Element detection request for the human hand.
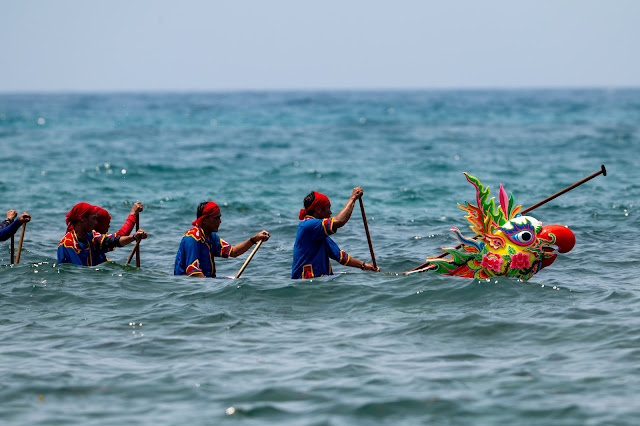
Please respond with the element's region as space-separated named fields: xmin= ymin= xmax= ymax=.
xmin=363 ymin=263 xmax=380 ymax=272
xmin=134 ymin=229 xmax=147 ymax=240
xmin=351 ymin=187 xmax=364 ymax=200
xmin=18 ymin=213 xmax=31 ymax=224
xmin=252 ymin=230 xmax=270 ymax=243
xmin=130 ymin=201 xmax=144 ymax=216
xmin=6 ymin=210 xmax=17 ymax=221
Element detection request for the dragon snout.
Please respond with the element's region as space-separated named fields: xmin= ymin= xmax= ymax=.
xmin=538 ymin=225 xmax=575 ymax=269
xmin=539 ymin=224 xmax=575 ymax=253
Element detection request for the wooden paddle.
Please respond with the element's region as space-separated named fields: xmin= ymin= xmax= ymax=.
xmin=126 ymin=237 xmax=141 ymax=266
xmin=359 ymin=198 xmax=377 ymax=269
xmin=15 ymin=223 xmax=27 ymax=264
xmin=135 ymin=216 xmax=141 ymax=267
xmin=405 ymin=165 xmax=607 ymax=274
xmin=235 ymin=240 xmax=263 ymax=279
xmin=125 ymin=215 xmax=142 ymax=267
xmin=10 ymin=235 xmax=15 ymax=264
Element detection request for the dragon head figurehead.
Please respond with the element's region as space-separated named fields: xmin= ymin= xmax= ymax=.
xmin=427 ymin=173 xmax=575 ymax=280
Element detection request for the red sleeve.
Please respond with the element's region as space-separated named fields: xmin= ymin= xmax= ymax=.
xmin=115 ymin=214 xmax=137 ymax=236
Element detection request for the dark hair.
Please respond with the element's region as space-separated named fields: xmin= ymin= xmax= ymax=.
xmin=197 ymin=201 xmax=209 ymax=218
xmin=303 ymin=192 xmax=315 ymax=209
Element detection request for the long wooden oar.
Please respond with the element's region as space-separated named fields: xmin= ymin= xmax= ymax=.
xmin=405 ymin=165 xmax=607 ymax=274
xmin=521 ymin=164 xmax=606 ymax=214
xmin=15 ymin=223 xmax=27 ymax=264
xmin=235 ymin=240 xmax=263 ymax=279
xmin=126 ymin=238 xmax=141 ymax=266
xmin=135 ymin=216 xmax=141 ymax=268
xmin=359 ymin=198 xmax=377 ymax=269
xmin=10 ymin=235 xmax=15 ymax=264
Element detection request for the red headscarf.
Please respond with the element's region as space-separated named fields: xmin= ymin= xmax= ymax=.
xmin=66 ymin=203 xmax=99 ymax=232
xmin=95 ymin=207 xmax=111 ymax=233
xmin=299 ymin=191 xmax=330 ymax=220
xmin=192 ymin=201 xmax=221 ymax=227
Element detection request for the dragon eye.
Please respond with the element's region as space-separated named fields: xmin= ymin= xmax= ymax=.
xmin=499 ymin=216 xmax=539 ymax=246
xmin=511 ymin=230 xmax=533 ymax=244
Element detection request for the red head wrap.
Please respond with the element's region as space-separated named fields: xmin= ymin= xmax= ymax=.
xmin=66 ymin=203 xmax=99 ymax=232
xmin=95 ymin=207 xmax=111 ymax=233
xmin=192 ymin=201 xmax=221 ymax=227
xmin=299 ymin=191 xmax=330 ymax=220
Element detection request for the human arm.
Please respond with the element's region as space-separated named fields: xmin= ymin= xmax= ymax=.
xmin=93 ymin=229 xmax=147 ymax=251
xmin=345 ymin=257 xmax=380 ymax=272
xmin=0 ymin=210 xmax=18 ymax=230
xmin=326 ymin=238 xmax=380 ymax=272
xmin=332 ymin=187 xmax=363 ymax=229
xmin=117 ymin=229 xmax=147 ymax=247
xmin=229 ymin=230 xmax=270 ymax=258
xmin=0 ymin=213 xmax=29 ymax=242
xmin=115 ymin=202 xmax=143 ymax=236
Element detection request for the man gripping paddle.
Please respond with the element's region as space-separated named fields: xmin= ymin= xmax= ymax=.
xmin=0 ymin=209 xmax=30 ymax=242
xmin=174 ymin=201 xmax=270 ymax=278
xmin=291 ymin=187 xmax=380 ymax=279
xmin=57 ymin=203 xmax=147 ymax=266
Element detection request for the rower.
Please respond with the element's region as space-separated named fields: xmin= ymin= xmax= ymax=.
xmin=291 ymin=188 xmax=379 ymax=279
xmin=0 ymin=209 xmax=30 ymax=242
xmin=174 ymin=201 xmax=270 ymax=278
xmin=57 ymin=203 xmax=147 ymax=266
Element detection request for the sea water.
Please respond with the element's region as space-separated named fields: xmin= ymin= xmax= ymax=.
xmin=0 ymin=90 xmax=638 ymax=425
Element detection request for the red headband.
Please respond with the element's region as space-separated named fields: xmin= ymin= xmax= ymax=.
xmin=299 ymin=191 xmax=330 ymax=220
xmin=95 ymin=207 xmax=111 ymax=232
xmin=192 ymin=201 xmax=221 ymax=227
xmin=66 ymin=203 xmax=98 ymax=232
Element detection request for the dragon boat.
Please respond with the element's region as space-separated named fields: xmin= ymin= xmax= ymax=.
xmin=417 ymin=173 xmax=576 ymax=280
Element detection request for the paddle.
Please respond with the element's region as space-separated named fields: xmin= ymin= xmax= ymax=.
xmin=10 ymin=235 xmax=15 ymax=264
xmin=135 ymin=216 xmax=141 ymax=268
xmin=521 ymin=164 xmax=606 ymax=214
xmin=125 ymin=237 xmax=141 ymax=266
xmin=359 ymin=198 xmax=377 ymax=269
xmin=405 ymin=165 xmax=607 ymax=274
xmin=15 ymin=223 xmax=27 ymax=264
xmin=235 ymin=240 xmax=263 ymax=279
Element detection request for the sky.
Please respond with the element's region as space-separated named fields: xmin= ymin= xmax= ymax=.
xmin=1 ymin=0 xmax=639 ymax=92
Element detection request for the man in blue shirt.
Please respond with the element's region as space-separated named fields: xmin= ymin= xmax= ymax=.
xmin=57 ymin=203 xmax=147 ymax=266
xmin=0 ymin=209 xmax=30 ymax=242
xmin=292 ymin=187 xmax=379 ymax=279
xmin=174 ymin=201 xmax=270 ymax=278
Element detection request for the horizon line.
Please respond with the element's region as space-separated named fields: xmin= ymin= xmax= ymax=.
xmin=1 ymin=85 xmax=639 ymax=95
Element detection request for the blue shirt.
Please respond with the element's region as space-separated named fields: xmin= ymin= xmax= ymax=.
xmin=0 ymin=219 xmax=21 ymax=242
xmin=174 ymin=227 xmax=232 ymax=277
xmin=291 ymin=216 xmax=350 ymax=279
xmin=57 ymin=231 xmax=120 ymax=266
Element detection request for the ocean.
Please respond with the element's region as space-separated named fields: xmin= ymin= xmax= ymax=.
xmin=0 ymin=89 xmax=638 ymax=425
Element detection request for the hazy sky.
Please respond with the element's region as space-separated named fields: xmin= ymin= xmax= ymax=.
xmin=2 ymin=1 xmax=639 ymax=92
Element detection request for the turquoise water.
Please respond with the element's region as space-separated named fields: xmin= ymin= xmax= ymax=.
xmin=1 ymin=90 xmax=638 ymax=425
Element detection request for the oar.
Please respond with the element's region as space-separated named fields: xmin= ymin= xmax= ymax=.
xmin=10 ymin=235 xmax=15 ymax=264
xmin=135 ymin=216 xmax=141 ymax=268
xmin=521 ymin=164 xmax=606 ymax=214
xmin=126 ymin=237 xmax=141 ymax=266
xmin=405 ymin=165 xmax=607 ymax=274
xmin=359 ymin=198 xmax=377 ymax=269
xmin=235 ymin=240 xmax=263 ymax=279
xmin=15 ymin=223 xmax=27 ymax=264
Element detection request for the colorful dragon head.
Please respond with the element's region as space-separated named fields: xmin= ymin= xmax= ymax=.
xmin=427 ymin=174 xmax=575 ymax=280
